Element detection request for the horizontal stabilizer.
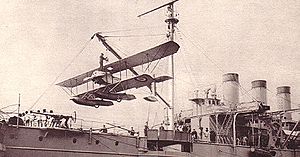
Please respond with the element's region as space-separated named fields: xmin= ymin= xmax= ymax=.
xmin=154 ymin=76 xmax=172 ymax=83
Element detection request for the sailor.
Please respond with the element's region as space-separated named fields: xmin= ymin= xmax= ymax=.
xmin=64 ymin=116 xmax=70 ymax=129
xmin=37 ymin=116 xmax=42 ymax=127
xmin=99 ymin=53 xmax=108 ymax=71
xmin=159 ymin=123 xmax=165 ymax=131
xmin=204 ymin=128 xmax=209 ymax=141
xmin=101 ymin=125 xmax=108 ymax=133
xmin=144 ymin=122 xmax=149 ymax=136
xmin=236 ymin=137 xmax=241 ymax=145
xmin=44 ymin=115 xmax=50 ymax=127
xmin=32 ymin=115 xmax=37 ymax=127
xmin=51 ymin=115 xmax=62 ymax=127
xmin=60 ymin=117 xmax=66 ymax=128
xmin=174 ymin=122 xmax=180 ymax=131
xmin=199 ymin=127 xmax=203 ymax=139
xmin=25 ymin=116 xmax=30 ymax=126
xmin=242 ymin=136 xmax=248 ymax=145
xmin=187 ymin=123 xmax=191 ymax=133
xmin=210 ymin=130 xmax=216 ymax=143
xmin=129 ymin=127 xmax=135 ymax=136
xmin=191 ymin=129 xmax=198 ymax=140
xmin=182 ymin=124 xmax=188 ymax=133
xmin=50 ymin=116 xmax=55 ymax=127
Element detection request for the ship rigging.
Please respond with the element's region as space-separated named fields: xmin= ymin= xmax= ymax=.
xmin=0 ymin=0 xmax=299 ymax=157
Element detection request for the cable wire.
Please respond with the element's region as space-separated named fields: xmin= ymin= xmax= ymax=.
xmin=27 ymin=38 xmax=93 ymax=110
xmin=103 ymin=33 xmax=165 ymax=38
xmin=177 ymin=26 xmax=258 ymax=102
xmin=98 ymin=25 xmax=165 ymax=34
xmin=176 ymin=26 xmax=225 ymax=73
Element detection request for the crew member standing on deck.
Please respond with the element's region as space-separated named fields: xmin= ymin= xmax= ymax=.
xmin=99 ymin=53 xmax=108 ymax=71
xmin=159 ymin=123 xmax=165 ymax=131
xmin=129 ymin=127 xmax=135 ymax=136
xmin=144 ymin=122 xmax=149 ymax=136
xmin=191 ymin=129 xmax=198 ymax=140
xmin=101 ymin=125 xmax=108 ymax=133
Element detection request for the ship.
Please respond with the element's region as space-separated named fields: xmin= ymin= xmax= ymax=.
xmin=0 ymin=0 xmax=299 ymax=157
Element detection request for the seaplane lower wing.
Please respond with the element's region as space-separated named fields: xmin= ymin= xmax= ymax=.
xmin=77 ymin=74 xmax=171 ymax=98
xmin=71 ymin=74 xmax=171 ymax=107
xmin=103 ymin=74 xmax=155 ymax=93
xmin=56 ymin=41 xmax=179 ymax=88
xmin=77 ymin=74 xmax=154 ymax=98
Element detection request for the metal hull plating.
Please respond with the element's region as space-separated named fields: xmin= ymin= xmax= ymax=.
xmin=192 ymin=142 xmax=300 ymax=157
xmin=1 ymin=125 xmax=299 ymax=157
xmin=0 ymin=125 xmax=143 ymax=157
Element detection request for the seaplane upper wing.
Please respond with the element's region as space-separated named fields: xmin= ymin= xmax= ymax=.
xmin=102 ymin=41 xmax=179 ymax=74
xmin=76 ymin=74 xmax=171 ymax=97
xmin=56 ymin=41 xmax=179 ymax=88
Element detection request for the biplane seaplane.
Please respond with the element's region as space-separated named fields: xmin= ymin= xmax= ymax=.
xmin=56 ymin=33 xmax=180 ymax=108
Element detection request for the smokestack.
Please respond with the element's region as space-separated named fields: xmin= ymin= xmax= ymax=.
xmin=276 ymin=86 xmax=292 ymax=120
xmin=251 ymin=80 xmax=267 ymax=104
xmin=222 ymin=73 xmax=239 ymax=109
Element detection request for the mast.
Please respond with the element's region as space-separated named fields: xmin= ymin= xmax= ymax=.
xmin=138 ymin=0 xmax=179 ymax=130
xmin=165 ymin=2 xmax=179 ymax=130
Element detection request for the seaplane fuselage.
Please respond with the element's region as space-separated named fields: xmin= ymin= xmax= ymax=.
xmin=83 ymin=70 xmax=120 ymax=85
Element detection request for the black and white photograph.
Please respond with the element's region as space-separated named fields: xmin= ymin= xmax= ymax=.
xmin=0 ymin=0 xmax=299 ymax=156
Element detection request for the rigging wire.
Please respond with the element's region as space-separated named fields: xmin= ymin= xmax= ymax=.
xmin=266 ymin=88 xmax=300 ymax=107
xmin=59 ymin=87 xmax=72 ymax=97
xmin=239 ymin=88 xmax=252 ymax=97
xmin=103 ymin=33 xmax=165 ymax=38
xmin=149 ymin=56 xmax=163 ymax=74
xmin=104 ymin=39 xmax=130 ymax=57
xmin=0 ymin=104 xmax=19 ymax=110
xmin=177 ymin=26 xmax=258 ymax=103
xmin=237 ymin=84 xmax=258 ymax=103
xmin=98 ymin=25 xmax=165 ymax=34
xmin=176 ymin=30 xmax=197 ymax=87
xmin=95 ymin=35 xmax=173 ymax=102
xmin=27 ymin=38 xmax=93 ymax=110
xmin=144 ymin=38 xmax=168 ymax=72
xmin=176 ymin=26 xmax=225 ymax=73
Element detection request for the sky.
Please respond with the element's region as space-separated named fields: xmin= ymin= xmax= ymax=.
xmin=0 ymin=0 xmax=299 ymax=132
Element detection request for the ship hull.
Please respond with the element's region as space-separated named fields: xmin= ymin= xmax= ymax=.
xmin=1 ymin=125 xmax=299 ymax=157
xmin=192 ymin=142 xmax=300 ymax=157
xmin=0 ymin=125 xmax=144 ymax=157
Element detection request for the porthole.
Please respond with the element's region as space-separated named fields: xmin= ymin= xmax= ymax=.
xmin=73 ymin=138 xmax=77 ymax=143
xmin=39 ymin=136 xmax=43 ymax=141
